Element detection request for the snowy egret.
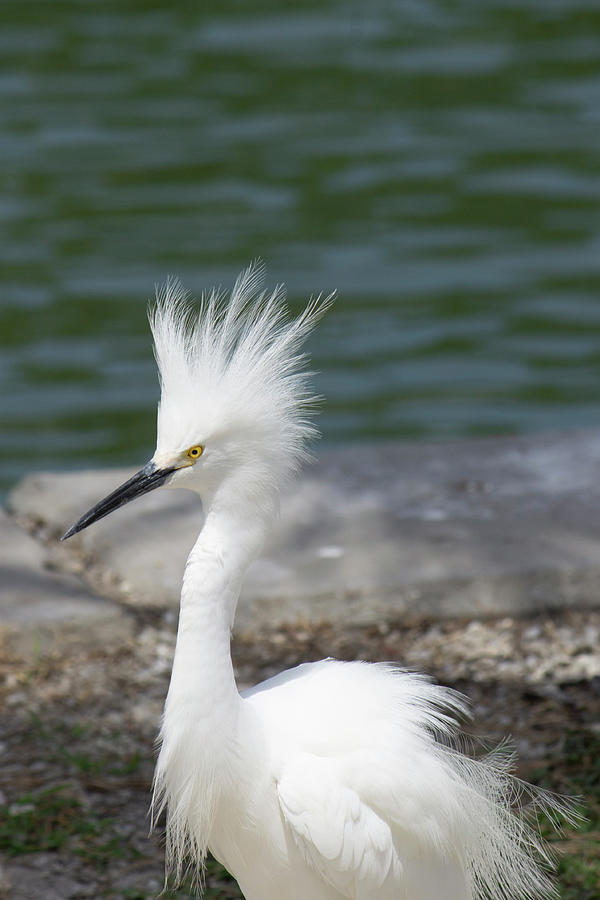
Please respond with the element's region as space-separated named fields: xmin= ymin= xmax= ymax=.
xmin=63 ymin=264 xmax=571 ymax=899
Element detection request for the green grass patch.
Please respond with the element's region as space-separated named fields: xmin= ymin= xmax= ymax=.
xmin=0 ymin=785 xmax=138 ymax=866
xmin=158 ymin=857 xmax=242 ymax=899
xmin=534 ymin=730 xmax=600 ymax=899
xmin=25 ymin=712 xmax=145 ymax=779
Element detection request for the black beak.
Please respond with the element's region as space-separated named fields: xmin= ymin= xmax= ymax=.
xmin=61 ymin=461 xmax=176 ymax=541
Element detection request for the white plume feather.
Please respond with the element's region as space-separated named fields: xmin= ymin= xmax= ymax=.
xmin=149 ymin=261 xmax=334 ymax=491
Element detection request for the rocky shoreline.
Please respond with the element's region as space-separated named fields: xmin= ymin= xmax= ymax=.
xmin=5 ymin=431 xmax=600 ymax=659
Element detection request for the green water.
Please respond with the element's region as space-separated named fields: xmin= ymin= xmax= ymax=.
xmin=2 ymin=0 xmax=600 ymax=494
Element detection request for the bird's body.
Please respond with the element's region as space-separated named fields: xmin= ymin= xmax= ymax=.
xmin=63 ymin=264 xmax=572 ymax=899
xmin=211 ymin=663 xmax=470 ymax=900
xmin=216 ymin=661 xmax=473 ymax=900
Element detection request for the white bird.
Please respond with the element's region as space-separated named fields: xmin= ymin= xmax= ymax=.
xmin=63 ymin=263 xmax=572 ymax=900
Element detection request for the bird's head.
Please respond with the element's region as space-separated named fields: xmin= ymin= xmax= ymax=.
xmin=62 ymin=263 xmax=333 ymax=540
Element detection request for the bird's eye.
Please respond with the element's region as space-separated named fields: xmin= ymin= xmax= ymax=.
xmin=186 ymin=445 xmax=204 ymax=460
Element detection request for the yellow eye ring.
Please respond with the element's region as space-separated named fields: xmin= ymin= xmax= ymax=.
xmin=186 ymin=445 xmax=204 ymax=460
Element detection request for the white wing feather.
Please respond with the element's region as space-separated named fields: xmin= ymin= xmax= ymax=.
xmin=278 ymin=753 xmax=398 ymax=899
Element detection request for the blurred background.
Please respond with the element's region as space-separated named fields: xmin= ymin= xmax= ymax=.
xmin=2 ymin=0 xmax=600 ymax=496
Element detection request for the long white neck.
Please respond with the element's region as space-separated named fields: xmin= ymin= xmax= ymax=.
xmin=152 ymin=497 xmax=268 ymax=877
xmin=169 ymin=503 xmax=266 ymax=710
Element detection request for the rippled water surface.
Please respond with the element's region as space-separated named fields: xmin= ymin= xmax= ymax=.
xmin=2 ymin=0 xmax=600 ymax=493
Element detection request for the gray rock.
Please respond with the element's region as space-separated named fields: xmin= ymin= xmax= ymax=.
xmin=8 ymin=467 xmax=201 ymax=611
xmin=7 ymin=431 xmax=600 ymax=630
xmin=1 ymin=855 xmax=96 ymax=900
xmin=0 ymin=507 xmax=134 ymax=659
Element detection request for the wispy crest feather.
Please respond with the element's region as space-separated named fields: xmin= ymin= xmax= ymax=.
xmin=149 ymin=261 xmax=333 ymax=481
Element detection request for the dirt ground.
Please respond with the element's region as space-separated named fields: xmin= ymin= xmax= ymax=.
xmin=1 ymin=608 xmax=599 ymax=899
